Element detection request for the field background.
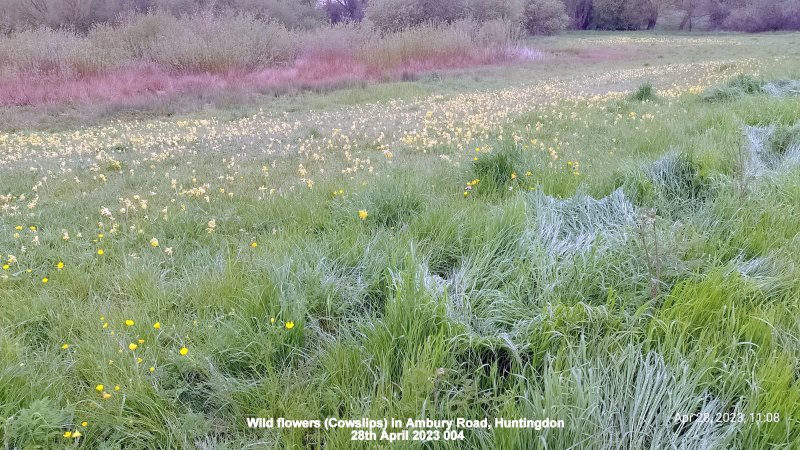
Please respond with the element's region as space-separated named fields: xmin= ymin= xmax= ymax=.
xmin=1 ymin=32 xmax=800 ymax=448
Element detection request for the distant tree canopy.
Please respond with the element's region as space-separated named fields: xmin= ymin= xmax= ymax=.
xmin=0 ymin=0 xmax=797 ymax=33
xmin=0 ymin=0 xmax=323 ymax=31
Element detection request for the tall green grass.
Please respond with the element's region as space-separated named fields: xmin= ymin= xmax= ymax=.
xmin=2 ymin=60 xmax=800 ymax=448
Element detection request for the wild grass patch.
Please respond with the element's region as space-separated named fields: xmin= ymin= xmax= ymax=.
xmin=630 ymin=82 xmax=657 ymax=102
xmin=701 ymin=74 xmax=763 ymax=103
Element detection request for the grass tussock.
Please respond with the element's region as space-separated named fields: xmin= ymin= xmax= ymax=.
xmin=701 ymin=74 xmax=764 ymax=103
xmin=630 ymin=82 xmax=657 ymax=102
xmin=470 ymin=145 xmax=525 ymax=198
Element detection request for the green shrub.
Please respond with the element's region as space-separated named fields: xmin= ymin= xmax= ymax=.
xmin=522 ymin=0 xmax=569 ymax=35
xmin=365 ymin=0 xmax=458 ymax=32
xmin=464 ymin=0 xmax=524 ymax=23
xmin=590 ymin=0 xmax=658 ymax=30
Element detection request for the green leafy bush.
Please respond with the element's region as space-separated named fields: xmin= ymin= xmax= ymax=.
xmin=522 ymin=0 xmax=569 ymax=35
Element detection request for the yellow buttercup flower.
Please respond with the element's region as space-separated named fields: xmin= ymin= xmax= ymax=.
xmin=64 ymin=431 xmax=73 ymax=438
xmin=81 ymin=421 xmax=88 ymax=427
xmin=358 ymin=210 xmax=368 ymax=220
xmin=150 ymin=238 xmax=159 ymax=247
xmin=41 ymin=277 xmax=49 ymax=283
xmin=285 ymin=321 xmax=295 ymax=330
xmin=95 ymin=384 xmax=104 ymax=392
xmin=128 ymin=343 xmax=138 ymax=351
xmin=250 ymin=241 xmax=258 ymax=248
xmin=153 ymin=322 xmax=161 ymax=329
xmin=97 ymin=249 xmax=104 ymax=255
xmin=57 ymin=261 xmax=64 ymax=270
xmin=61 ymin=343 xmax=69 ymax=350
xmin=102 ymin=392 xmax=111 ymax=400
xmin=125 ymin=319 xmax=134 ymax=326
xmin=179 ymin=347 xmax=189 ymax=356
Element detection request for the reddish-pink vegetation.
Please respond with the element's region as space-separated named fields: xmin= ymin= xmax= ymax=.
xmin=0 ymin=51 xmax=532 ymax=108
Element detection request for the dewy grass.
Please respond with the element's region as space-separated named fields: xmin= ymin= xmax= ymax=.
xmin=744 ymin=124 xmax=800 ymax=177
xmin=761 ymin=79 xmax=800 ymax=98
xmin=1 ymin=33 xmax=800 ymax=448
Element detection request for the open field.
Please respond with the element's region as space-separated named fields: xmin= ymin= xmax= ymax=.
xmin=1 ymin=32 xmax=800 ymax=448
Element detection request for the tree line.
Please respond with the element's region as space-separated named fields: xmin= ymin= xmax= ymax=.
xmin=1 ymin=0 xmax=798 ymax=33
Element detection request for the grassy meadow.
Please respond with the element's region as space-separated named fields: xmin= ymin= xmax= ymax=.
xmin=1 ymin=32 xmax=800 ymax=448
